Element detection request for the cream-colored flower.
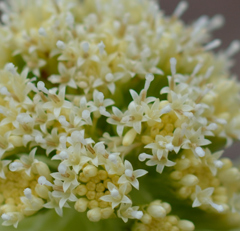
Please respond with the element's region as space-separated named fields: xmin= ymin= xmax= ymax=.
xmin=100 ymin=182 xmax=131 ymax=209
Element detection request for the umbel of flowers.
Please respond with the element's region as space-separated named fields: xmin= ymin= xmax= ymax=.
xmin=0 ymin=0 xmax=240 ymax=230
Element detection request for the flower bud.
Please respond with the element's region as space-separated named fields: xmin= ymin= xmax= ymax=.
xmin=87 ymin=208 xmax=101 ymax=222
xmin=74 ymin=198 xmax=88 ymax=212
xmin=101 ymin=207 xmax=113 ymax=219
xmin=83 ymin=165 xmax=98 ymax=178
xmin=141 ymin=213 xmax=152 ymax=224
xmin=122 ymin=128 xmax=137 ymax=146
xmin=180 ymin=174 xmax=199 ymax=186
xmin=178 ymin=220 xmax=195 ymax=231
xmin=147 ymin=205 xmax=166 ymax=218
xmin=33 ymin=162 xmax=51 ymax=180
xmin=35 ymin=184 xmax=49 ymax=199
xmin=75 ymin=185 xmax=87 ymax=196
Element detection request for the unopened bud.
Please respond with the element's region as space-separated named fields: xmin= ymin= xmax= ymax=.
xmin=87 ymin=208 xmax=101 ymax=222
xmin=147 ymin=205 xmax=166 ymax=218
xmin=141 ymin=213 xmax=152 ymax=224
xmin=83 ymin=165 xmax=98 ymax=178
xmin=122 ymin=128 xmax=137 ymax=146
xmin=180 ymin=174 xmax=199 ymax=186
xmin=178 ymin=220 xmax=195 ymax=231
xmin=101 ymin=207 xmax=113 ymax=219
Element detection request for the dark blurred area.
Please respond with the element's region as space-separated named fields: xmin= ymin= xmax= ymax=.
xmin=159 ymin=0 xmax=240 ymax=160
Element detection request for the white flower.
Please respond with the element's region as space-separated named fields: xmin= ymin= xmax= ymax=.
xmin=122 ymin=101 xmax=146 ymax=134
xmin=107 ymin=106 xmax=126 ymax=136
xmin=61 ymin=143 xmax=91 ymax=174
xmin=9 ymin=147 xmax=38 ymax=176
xmin=52 ymin=181 xmax=78 ymax=209
xmin=44 ymin=192 xmax=70 ymax=216
xmin=48 ymin=62 xmax=77 ymax=89
xmin=192 ymin=185 xmax=224 ymax=212
xmin=42 ymin=86 xmax=73 ymax=118
xmin=1 ymin=212 xmax=24 ymax=228
xmin=203 ymin=149 xmax=223 ymax=176
xmin=118 ymin=160 xmax=147 ymax=189
xmin=51 ymin=166 xmax=79 ymax=192
xmin=117 ymin=203 xmax=143 ymax=222
xmin=100 ymin=182 xmax=131 ymax=209
xmin=20 ymin=188 xmax=44 ymax=216
xmin=182 ymin=128 xmax=211 ymax=157
xmin=139 ymin=152 xmax=175 ymax=174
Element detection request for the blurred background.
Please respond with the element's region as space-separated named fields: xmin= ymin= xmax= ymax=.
xmin=159 ymin=0 xmax=240 ymax=160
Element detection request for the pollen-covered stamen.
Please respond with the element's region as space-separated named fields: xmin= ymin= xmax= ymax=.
xmin=48 ymin=93 xmax=61 ymax=104
xmin=87 ymin=144 xmax=95 ymax=154
xmin=204 ymin=39 xmax=221 ymax=51
xmin=23 ymin=188 xmax=32 ymax=200
xmin=173 ymin=1 xmax=188 ymax=18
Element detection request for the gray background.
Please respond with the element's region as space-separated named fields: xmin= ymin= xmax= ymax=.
xmin=159 ymin=0 xmax=240 ymax=160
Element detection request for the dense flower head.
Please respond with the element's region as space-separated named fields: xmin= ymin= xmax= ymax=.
xmin=0 ymin=0 xmax=240 ymax=230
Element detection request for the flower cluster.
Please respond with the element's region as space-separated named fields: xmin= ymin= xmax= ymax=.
xmin=0 ymin=0 xmax=240 ymax=230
